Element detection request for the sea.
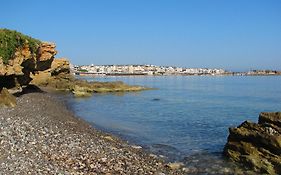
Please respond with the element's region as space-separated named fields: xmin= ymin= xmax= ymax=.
xmin=66 ymin=75 xmax=281 ymax=173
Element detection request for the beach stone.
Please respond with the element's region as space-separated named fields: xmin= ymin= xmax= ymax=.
xmin=0 ymin=88 xmax=16 ymax=107
xmin=166 ymin=162 xmax=184 ymax=170
xmin=103 ymin=136 xmax=115 ymax=141
xmin=224 ymin=112 xmax=281 ymax=174
xmin=131 ymin=145 xmax=142 ymax=149
xmin=157 ymin=173 xmax=166 ymax=175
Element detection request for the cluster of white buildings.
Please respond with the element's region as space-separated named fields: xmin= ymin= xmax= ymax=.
xmin=73 ymin=64 xmax=226 ymax=76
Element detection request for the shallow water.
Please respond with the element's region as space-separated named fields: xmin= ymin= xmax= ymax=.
xmin=67 ymin=75 xmax=281 ymax=173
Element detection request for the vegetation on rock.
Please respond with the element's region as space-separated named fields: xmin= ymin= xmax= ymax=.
xmin=0 ymin=28 xmax=149 ymax=101
xmin=77 ymin=69 xmax=88 ymax=72
xmin=0 ymin=28 xmax=41 ymax=64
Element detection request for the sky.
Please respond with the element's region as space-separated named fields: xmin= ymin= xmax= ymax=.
xmin=1 ymin=0 xmax=281 ymax=71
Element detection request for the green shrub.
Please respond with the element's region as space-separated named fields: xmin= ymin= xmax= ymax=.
xmin=0 ymin=28 xmax=41 ymax=64
xmin=78 ymin=69 xmax=88 ymax=72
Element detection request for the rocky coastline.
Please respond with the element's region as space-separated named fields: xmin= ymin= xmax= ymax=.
xmin=0 ymin=29 xmax=257 ymax=175
xmin=0 ymin=29 xmax=183 ymax=174
xmin=0 ymin=29 xmax=150 ymax=103
xmin=2 ymin=28 xmax=281 ymax=175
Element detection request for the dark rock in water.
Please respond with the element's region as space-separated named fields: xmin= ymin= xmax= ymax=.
xmin=224 ymin=112 xmax=281 ymax=175
xmin=31 ymin=59 xmax=150 ymax=97
xmin=152 ymin=98 xmax=160 ymax=101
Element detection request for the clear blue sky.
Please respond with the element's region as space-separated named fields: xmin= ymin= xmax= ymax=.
xmin=1 ymin=0 xmax=281 ymax=71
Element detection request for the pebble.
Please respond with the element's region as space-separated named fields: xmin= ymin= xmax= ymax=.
xmin=131 ymin=145 xmax=142 ymax=149
xmin=166 ymin=162 xmax=184 ymax=170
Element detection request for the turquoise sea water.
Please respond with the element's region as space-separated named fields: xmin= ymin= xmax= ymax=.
xmin=67 ymin=76 xmax=281 ymax=172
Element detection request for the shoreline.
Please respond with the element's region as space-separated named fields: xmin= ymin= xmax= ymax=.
xmin=0 ymin=90 xmax=185 ymax=174
xmin=76 ymin=73 xmax=281 ymax=77
xmin=51 ymin=88 xmax=251 ymax=175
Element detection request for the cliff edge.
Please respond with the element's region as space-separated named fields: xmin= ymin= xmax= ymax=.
xmin=0 ymin=29 xmax=57 ymax=91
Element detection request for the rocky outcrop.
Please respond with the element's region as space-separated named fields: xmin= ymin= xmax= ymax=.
xmin=50 ymin=58 xmax=70 ymax=75
xmin=0 ymin=42 xmax=57 ymax=91
xmin=70 ymin=80 xmax=149 ymax=97
xmin=0 ymin=35 xmax=58 ymax=107
xmin=31 ymin=59 xmax=150 ymax=97
xmin=33 ymin=72 xmax=150 ymax=97
xmin=1 ymin=29 xmax=150 ymax=102
xmin=224 ymin=112 xmax=281 ymax=174
xmin=36 ymin=42 xmax=57 ymax=71
xmin=31 ymin=58 xmax=70 ymax=86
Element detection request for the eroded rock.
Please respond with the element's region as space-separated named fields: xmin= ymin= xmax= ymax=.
xmin=224 ymin=112 xmax=281 ymax=174
xmin=36 ymin=42 xmax=57 ymax=71
xmin=0 ymin=42 xmax=57 ymax=90
xmin=31 ymin=58 xmax=70 ymax=86
xmin=1 ymin=30 xmax=150 ymax=99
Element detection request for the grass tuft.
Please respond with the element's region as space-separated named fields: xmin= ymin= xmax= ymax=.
xmin=0 ymin=28 xmax=41 ymax=64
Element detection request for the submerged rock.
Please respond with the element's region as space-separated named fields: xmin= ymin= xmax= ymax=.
xmin=224 ymin=112 xmax=281 ymax=174
xmin=31 ymin=57 xmax=150 ymax=97
xmin=0 ymin=88 xmax=16 ymax=107
xmin=72 ymin=85 xmax=92 ymax=97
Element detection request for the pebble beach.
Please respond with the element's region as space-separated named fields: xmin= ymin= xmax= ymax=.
xmin=0 ymin=91 xmax=185 ymax=175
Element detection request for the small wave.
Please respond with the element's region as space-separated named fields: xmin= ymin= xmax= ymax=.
xmin=145 ymin=143 xmax=183 ymax=161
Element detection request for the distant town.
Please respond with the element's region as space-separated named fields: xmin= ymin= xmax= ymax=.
xmin=71 ymin=64 xmax=281 ymax=76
